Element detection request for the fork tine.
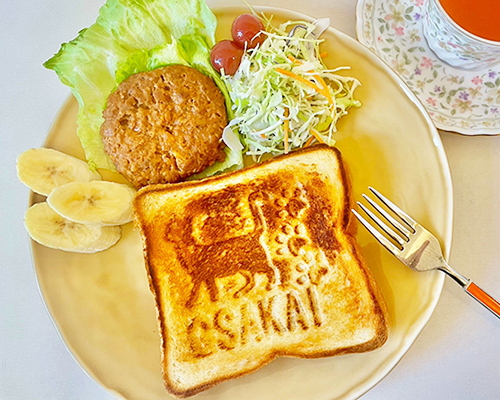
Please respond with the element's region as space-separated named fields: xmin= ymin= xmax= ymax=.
xmin=369 ymin=186 xmax=417 ymax=231
xmin=362 ymin=193 xmax=413 ymax=239
xmin=352 ymin=208 xmax=401 ymax=256
xmin=356 ymin=202 xmax=406 ymax=248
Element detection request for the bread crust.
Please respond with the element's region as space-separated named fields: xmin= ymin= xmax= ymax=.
xmin=134 ymin=144 xmax=389 ymax=398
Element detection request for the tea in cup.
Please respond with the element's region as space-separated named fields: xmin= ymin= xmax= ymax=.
xmin=422 ymin=0 xmax=500 ymax=69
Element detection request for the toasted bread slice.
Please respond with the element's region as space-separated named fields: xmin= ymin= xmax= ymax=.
xmin=134 ymin=144 xmax=388 ymax=398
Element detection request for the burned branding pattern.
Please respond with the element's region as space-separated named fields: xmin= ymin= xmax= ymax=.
xmin=163 ymin=172 xmax=342 ymax=359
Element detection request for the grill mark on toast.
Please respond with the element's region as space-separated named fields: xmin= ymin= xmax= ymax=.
xmin=258 ymin=296 xmax=285 ymax=333
xmin=306 ymin=286 xmax=324 ymax=327
xmin=286 ymin=292 xmax=309 ymax=331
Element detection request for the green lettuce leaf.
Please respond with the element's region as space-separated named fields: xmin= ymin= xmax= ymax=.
xmin=114 ymin=42 xmax=189 ymax=85
xmin=44 ymin=0 xmax=242 ymax=174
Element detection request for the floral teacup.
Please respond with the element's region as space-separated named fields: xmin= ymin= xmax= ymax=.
xmin=422 ymin=0 xmax=500 ymax=70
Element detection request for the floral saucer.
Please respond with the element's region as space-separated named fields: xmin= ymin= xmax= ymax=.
xmin=356 ymin=0 xmax=500 ymax=135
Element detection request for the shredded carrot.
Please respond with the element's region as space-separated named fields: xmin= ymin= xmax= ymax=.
xmin=261 ymin=133 xmax=266 ymax=138
xmin=284 ymin=108 xmax=290 ymax=154
xmin=276 ymin=65 xmax=333 ymax=106
xmin=320 ymin=51 xmax=328 ymax=58
xmin=280 ymin=58 xmax=333 ymax=104
xmin=315 ymin=74 xmax=333 ymax=105
xmin=304 ymin=135 xmax=315 ymax=147
xmin=310 ymin=128 xmax=326 ymax=144
xmin=275 ymin=67 xmax=324 ymax=94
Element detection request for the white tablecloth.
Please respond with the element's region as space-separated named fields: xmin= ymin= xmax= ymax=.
xmin=1 ymin=0 xmax=499 ymax=398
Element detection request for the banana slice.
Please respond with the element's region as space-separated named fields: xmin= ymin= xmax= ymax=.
xmin=25 ymin=202 xmax=121 ymax=253
xmin=47 ymin=181 xmax=136 ymax=226
xmin=17 ymin=148 xmax=101 ymax=196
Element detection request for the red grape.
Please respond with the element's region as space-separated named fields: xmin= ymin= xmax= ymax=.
xmin=231 ymin=14 xmax=266 ymax=49
xmin=210 ymin=40 xmax=244 ymax=75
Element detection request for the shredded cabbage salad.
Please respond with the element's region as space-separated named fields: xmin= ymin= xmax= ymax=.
xmin=222 ymin=18 xmax=361 ymax=158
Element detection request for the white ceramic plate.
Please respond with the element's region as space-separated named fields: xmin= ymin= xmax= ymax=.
xmin=356 ymin=0 xmax=500 ymax=136
xmin=30 ymin=6 xmax=453 ymax=400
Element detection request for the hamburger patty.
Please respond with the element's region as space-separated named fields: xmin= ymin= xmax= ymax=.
xmin=100 ymin=65 xmax=227 ymax=188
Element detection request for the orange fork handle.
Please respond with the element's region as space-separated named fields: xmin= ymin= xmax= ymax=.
xmin=465 ymin=282 xmax=500 ymax=319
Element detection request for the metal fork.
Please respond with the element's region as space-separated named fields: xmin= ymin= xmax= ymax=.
xmin=352 ymin=187 xmax=500 ymax=319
